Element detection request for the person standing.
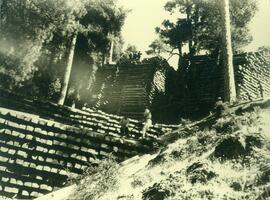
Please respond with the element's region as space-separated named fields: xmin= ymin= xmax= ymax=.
xmin=142 ymin=108 xmax=152 ymax=138
xmin=120 ymin=116 xmax=130 ymax=136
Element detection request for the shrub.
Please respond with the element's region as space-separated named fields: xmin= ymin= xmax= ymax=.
xmin=67 ymin=156 xmax=119 ymax=200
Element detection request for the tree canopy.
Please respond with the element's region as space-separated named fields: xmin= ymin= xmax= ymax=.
xmin=0 ymin=0 xmax=127 ymax=99
xmin=155 ymin=0 xmax=258 ymax=62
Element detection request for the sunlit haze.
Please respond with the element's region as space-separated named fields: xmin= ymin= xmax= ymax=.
xmin=117 ymin=0 xmax=270 ymax=68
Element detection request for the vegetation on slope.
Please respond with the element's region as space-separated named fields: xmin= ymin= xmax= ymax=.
xmin=64 ymin=99 xmax=270 ymax=200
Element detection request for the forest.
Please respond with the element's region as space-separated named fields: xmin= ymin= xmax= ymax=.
xmin=0 ymin=0 xmax=260 ymax=107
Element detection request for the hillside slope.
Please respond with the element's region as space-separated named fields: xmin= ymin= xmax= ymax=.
xmin=39 ymin=99 xmax=270 ymax=200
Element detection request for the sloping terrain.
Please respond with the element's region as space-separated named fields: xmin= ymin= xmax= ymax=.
xmin=39 ymin=99 xmax=270 ymax=200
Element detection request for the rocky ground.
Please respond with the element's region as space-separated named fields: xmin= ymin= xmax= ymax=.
xmin=37 ymin=99 xmax=270 ymax=200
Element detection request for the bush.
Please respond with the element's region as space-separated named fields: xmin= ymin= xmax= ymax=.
xmin=67 ymin=156 xmax=119 ymax=200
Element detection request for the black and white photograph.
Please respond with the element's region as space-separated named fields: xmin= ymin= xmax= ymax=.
xmin=0 ymin=0 xmax=270 ymax=199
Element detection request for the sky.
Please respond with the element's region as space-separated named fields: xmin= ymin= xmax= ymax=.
xmin=117 ymin=0 xmax=270 ymax=68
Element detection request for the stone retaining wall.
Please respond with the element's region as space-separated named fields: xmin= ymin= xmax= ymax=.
xmin=234 ymin=51 xmax=270 ymax=101
xmin=186 ymin=50 xmax=270 ymax=115
xmin=0 ymin=90 xmax=177 ymax=199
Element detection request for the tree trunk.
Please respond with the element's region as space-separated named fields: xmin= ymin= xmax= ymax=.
xmin=177 ymin=43 xmax=183 ymax=70
xmin=58 ymin=32 xmax=77 ymax=105
xmin=108 ymin=38 xmax=114 ymax=64
xmin=220 ymin=0 xmax=236 ymax=103
xmin=186 ymin=8 xmax=193 ymax=56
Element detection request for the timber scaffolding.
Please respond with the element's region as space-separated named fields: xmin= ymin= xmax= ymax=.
xmin=0 ymin=89 xmax=179 ymax=199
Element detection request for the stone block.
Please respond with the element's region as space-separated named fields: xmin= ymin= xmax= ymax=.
xmin=76 ymin=155 xmax=82 ymax=160
xmin=8 ymin=158 xmax=15 ymax=164
xmin=67 ymin=162 xmax=73 ymax=168
xmin=55 ymin=150 xmax=63 ymax=156
xmin=6 ymin=141 xmax=14 ymax=146
xmin=88 ymin=148 xmax=98 ymax=155
xmin=31 ymin=117 xmax=39 ymax=124
xmin=43 ymin=147 xmax=48 ymax=153
xmin=22 ymin=162 xmax=30 ymax=167
xmin=29 ymin=163 xmax=37 ymax=168
xmin=4 ymin=129 xmax=12 ymax=135
xmin=40 ymin=138 xmax=47 ymax=144
xmin=59 ymin=134 xmax=67 ymax=139
xmin=71 ymin=145 xmax=80 ymax=150
xmin=113 ymin=146 xmax=119 ymax=152
xmin=47 ymin=186 xmax=53 ymax=191
xmin=31 ymin=191 xmax=40 ymax=197
xmin=44 ymin=166 xmax=51 ymax=172
xmin=101 ymin=143 xmax=110 ymax=149
xmin=74 ymin=164 xmax=81 ymax=170
xmin=0 ymin=156 xmax=9 ymax=162
xmin=36 ymin=175 xmax=43 ymax=180
xmin=18 ymin=132 xmax=25 ymax=139
xmin=23 ymin=116 xmax=31 ymax=122
xmin=40 ymin=184 xmax=49 ymax=190
xmin=22 ymin=143 xmax=29 ymax=148
xmin=34 ymin=128 xmax=42 ymax=134
xmin=36 ymin=146 xmax=44 ymax=152
xmin=24 ymin=182 xmax=32 ymax=187
xmin=4 ymin=186 xmax=18 ymax=194
xmin=2 ymin=177 xmax=9 ymax=182
xmin=26 ymin=125 xmax=34 ymax=132
xmin=46 ymin=158 xmax=54 ymax=163
xmin=53 ymin=123 xmax=61 ymax=129
xmin=22 ymin=190 xmax=29 ymax=196
xmin=10 ymin=178 xmax=17 ymax=185
xmin=0 ymin=166 xmax=6 ymax=171
xmin=38 ymin=120 xmax=47 ymax=126
xmin=0 ymin=146 xmax=8 ymax=152
xmin=59 ymin=170 xmax=67 ymax=176
xmin=70 ymin=153 xmax=77 ymax=158
xmin=16 ymin=159 xmax=24 ymax=165
xmin=81 ymin=147 xmax=88 ymax=152
xmin=32 ymin=183 xmax=39 ymax=189
xmin=81 ymin=156 xmax=87 ymax=162
xmin=8 ymin=149 xmax=16 ymax=155
xmin=17 ymin=180 xmax=23 ymax=186
xmin=53 ymin=140 xmax=59 ymax=145
xmin=104 ymin=136 xmax=111 ymax=142
xmin=13 ymin=141 xmax=20 ymax=147
xmin=17 ymin=150 xmax=28 ymax=158
xmin=97 ymin=129 xmax=105 ymax=134
xmin=47 ymin=120 xmax=54 ymax=127
xmin=51 ymin=168 xmax=58 ymax=174
xmin=36 ymin=165 xmax=43 ymax=171
xmin=25 ymin=134 xmax=33 ymax=140
xmin=38 ymin=156 xmax=45 ymax=162
xmin=11 ymin=131 xmax=20 ymax=137
xmin=0 ymin=118 xmax=5 ymax=124
xmin=48 ymin=149 xmax=55 ymax=154
xmin=7 ymin=121 xmax=20 ymax=129
xmin=60 ymin=142 xmax=67 ymax=147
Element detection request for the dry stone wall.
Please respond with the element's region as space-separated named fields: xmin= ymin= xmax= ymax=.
xmin=185 ymin=51 xmax=270 ymax=116
xmin=0 ymin=90 xmax=177 ymax=199
xmin=234 ymin=51 xmax=270 ymax=101
xmin=87 ymin=58 xmax=172 ymax=120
